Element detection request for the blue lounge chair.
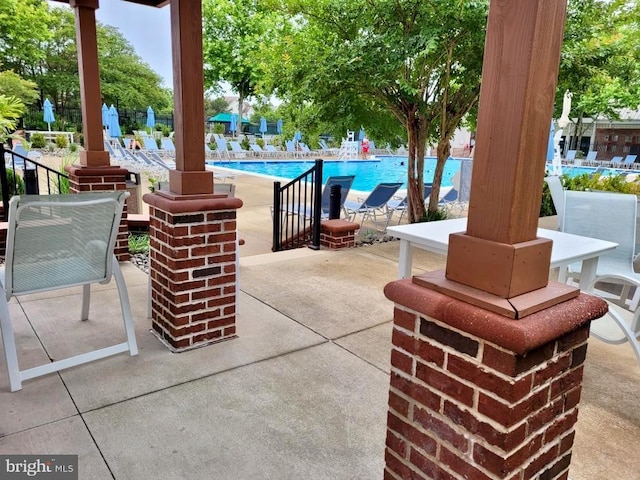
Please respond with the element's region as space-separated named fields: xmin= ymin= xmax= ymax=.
xmin=161 ymin=138 xmax=176 ymax=154
xmin=387 ymin=184 xmax=433 ymax=225
xmin=215 ymin=137 xmax=230 ymax=159
xmin=143 ymin=137 xmax=159 ymax=152
xmin=621 ymin=154 xmax=637 ymax=168
xmin=229 ymin=141 xmax=249 ymax=158
xmin=345 ymin=182 xmax=403 ymax=228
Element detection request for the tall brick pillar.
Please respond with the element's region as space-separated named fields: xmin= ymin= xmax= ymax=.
xmin=383 ymin=279 xmax=607 ymax=480
xmin=143 ymin=192 xmax=243 ymax=352
xmin=66 ymin=165 xmax=130 ymax=261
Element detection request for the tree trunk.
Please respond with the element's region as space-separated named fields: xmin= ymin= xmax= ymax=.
xmin=429 ymin=139 xmax=451 ymax=212
xmin=237 ymin=92 xmax=244 ymax=138
xmin=407 ymin=112 xmax=430 ymax=223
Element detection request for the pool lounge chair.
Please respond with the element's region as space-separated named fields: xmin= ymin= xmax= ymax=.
xmin=564 ymin=150 xmax=577 ymax=162
xmin=621 ymin=154 xmax=637 ymax=168
xmin=282 ymin=175 xmax=355 ymax=220
xmin=345 ymin=182 xmax=403 ymax=230
xmin=161 ymin=138 xmax=176 ymax=155
xmin=143 ymin=136 xmax=160 ymax=153
xmin=387 ymin=184 xmax=434 ymax=225
xmin=215 ymin=137 xmax=231 ymax=159
xmin=229 ymin=141 xmax=249 ymax=158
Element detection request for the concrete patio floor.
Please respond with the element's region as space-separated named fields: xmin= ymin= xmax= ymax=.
xmin=1 ymin=171 xmax=639 ymax=479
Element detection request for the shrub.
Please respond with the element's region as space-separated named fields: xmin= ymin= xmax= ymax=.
xmin=421 ymin=208 xmax=448 ymax=222
xmin=30 ymin=133 xmax=46 ymax=148
xmin=257 ymin=139 xmax=264 ymax=148
xmin=241 ymin=137 xmax=250 ymax=150
xmin=156 ymin=138 xmax=162 ymax=149
xmin=154 ymin=123 xmax=163 ymax=131
xmin=213 ymin=123 xmax=225 ymax=135
xmin=55 ymin=134 xmax=68 ymax=149
xmin=77 ymin=133 xmax=84 ymax=146
xmin=540 ymin=181 xmax=555 ymax=217
xmin=128 ymin=233 xmax=150 ymax=255
xmin=69 ymin=143 xmax=77 ymax=153
xmin=0 ymin=168 xmax=25 ymax=198
xmin=161 ymin=125 xmax=171 ymax=137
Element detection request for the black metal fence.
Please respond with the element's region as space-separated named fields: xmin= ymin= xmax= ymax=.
xmin=0 ymin=145 xmax=70 ymax=220
xmin=272 ymin=159 xmax=323 ymax=252
xmin=22 ymin=105 xmax=174 ymax=135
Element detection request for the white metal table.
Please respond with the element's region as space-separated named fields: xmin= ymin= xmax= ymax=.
xmin=387 ymin=217 xmax=618 ymax=290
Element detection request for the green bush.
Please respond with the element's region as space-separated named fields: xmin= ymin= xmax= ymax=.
xmin=77 ymin=133 xmax=84 ymax=147
xmin=128 ymin=233 xmax=150 ymax=254
xmin=420 ymin=208 xmax=448 ymax=222
xmin=0 ymin=168 xmax=25 ymax=198
xmin=154 ymin=123 xmax=163 ymax=131
xmin=257 ymin=139 xmax=264 ymax=148
xmin=161 ymin=125 xmax=171 ymax=137
xmin=213 ymin=123 xmax=225 ymax=135
xmin=30 ymin=133 xmax=46 ymax=148
xmin=55 ymin=134 xmax=68 ymax=149
xmin=69 ymin=143 xmax=77 ymax=153
xmin=540 ymin=181 xmax=555 ymax=217
xmin=241 ymin=137 xmax=250 ymax=150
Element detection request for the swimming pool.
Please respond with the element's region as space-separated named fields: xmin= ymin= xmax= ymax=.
xmin=206 ymin=156 xmax=640 ymax=193
xmin=207 ymin=156 xmax=463 ymax=192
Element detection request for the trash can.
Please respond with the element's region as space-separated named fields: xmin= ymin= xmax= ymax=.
xmin=23 ymin=164 xmax=38 ymax=195
xmin=125 ymin=171 xmax=142 ymax=214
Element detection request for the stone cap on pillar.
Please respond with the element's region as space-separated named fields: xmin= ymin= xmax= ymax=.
xmin=143 ymin=190 xmax=243 ymax=213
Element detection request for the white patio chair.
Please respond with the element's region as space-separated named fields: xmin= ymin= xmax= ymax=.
xmin=588 ymin=274 xmax=640 ymax=366
xmin=0 ymin=192 xmax=138 ymax=391
xmin=561 ymin=190 xmax=640 ymax=311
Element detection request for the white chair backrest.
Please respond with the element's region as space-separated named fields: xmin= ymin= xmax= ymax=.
xmin=5 ymin=192 xmax=129 ymax=298
xmin=545 ymin=176 xmax=565 ymax=229
xmin=562 ymin=190 xmax=636 ymax=267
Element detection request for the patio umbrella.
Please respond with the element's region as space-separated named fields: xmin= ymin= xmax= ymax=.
xmin=43 ymin=98 xmax=55 ymax=132
xmin=547 ymin=121 xmax=555 ymax=161
xmin=108 ymin=104 xmax=122 ymax=138
xmin=358 ymin=127 xmax=365 ymax=141
xmin=146 ymin=106 xmax=156 ymax=130
xmin=230 ymin=113 xmax=237 ymax=136
xmin=101 ymin=103 xmax=109 ymax=129
xmin=294 ymin=130 xmax=302 ymax=142
xmin=259 ymin=117 xmax=267 ymax=136
xmin=276 ymin=118 xmax=283 ymax=134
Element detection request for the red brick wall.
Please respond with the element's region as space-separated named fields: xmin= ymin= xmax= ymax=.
xmin=385 ymin=306 xmax=589 ymax=480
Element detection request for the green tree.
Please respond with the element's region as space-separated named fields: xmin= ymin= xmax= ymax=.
xmin=557 ymin=0 xmax=640 ymax=150
xmin=0 ymin=94 xmax=25 ymax=143
xmin=0 ymin=70 xmax=38 ymax=109
xmin=263 ymin=0 xmax=487 ymax=221
xmin=202 ymin=0 xmax=275 ymax=124
xmin=204 ymin=95 xmax=230 ymax=120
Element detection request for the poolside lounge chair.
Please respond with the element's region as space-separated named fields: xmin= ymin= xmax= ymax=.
xmin=564 ymin=150 xmax=577 ymax=162
xmin=143 ymin=136 xmax=160 ymax=152
xmin=561 ymin=190 xmax=640 ymax=312
xmin=608 ymin=156 xmax=624 ymax=168
xmin=161 ymin=138 xmax=176 ymax=155
xmin=249 ymin=143 xmax=265 ymax=157
xmin=584 ymin=151 xmax=598 ymax=165
xmin=0 ymin=192 xmax=138 ymax=391
xmin=387 ymin=184 xmax=434 ymax=225
xmin=621 ymin=154 xmax=637 ymax=168
xmin=215 ymin=137 xmax=231 ymax=159
xmin=264 ymin=145 xmax=281 ymax=157
xmin=281 ymin=175 xmax=355 ymax=220
xmin=229 ymin=141 xmax=249 ymax=158
xmin=345 ymin=182 xmax=402 ymax=229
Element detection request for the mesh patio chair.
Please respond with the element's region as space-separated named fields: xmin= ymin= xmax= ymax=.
xmin=561 ymin=190 xmax=640 ymax=311
xmin=345 ymin=182 xmax=403 ymax=229
xmin=0 ymin=192 xmax=138 ymax=391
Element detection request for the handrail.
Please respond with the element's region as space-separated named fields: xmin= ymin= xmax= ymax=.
xmin=273 ymin=159 xmax=323 ymax=252
xmin=0 ymin=144 xmax=70 ymax=221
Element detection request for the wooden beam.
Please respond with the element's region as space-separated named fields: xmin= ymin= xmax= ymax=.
xmin=444 ymin=0 xmax=569 ymax=299
xmin=168 ymin=0 xmax=212 ymax=194
xmin=70 ymin=0 xmax=109 ymax=167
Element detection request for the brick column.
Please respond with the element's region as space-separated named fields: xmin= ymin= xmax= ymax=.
xmin=383 ymin=279 xmax=607 ymax=480
xmin=66 ymin=165 xmax=129 ymax=261
xmin=143 ymin=191 xmax=243 ymax=352
xmin=320 ymin=219 xmax=359 ymax=249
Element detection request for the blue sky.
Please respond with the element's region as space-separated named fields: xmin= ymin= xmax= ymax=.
xmin=50 ymin=1 xmax=173 ymax=87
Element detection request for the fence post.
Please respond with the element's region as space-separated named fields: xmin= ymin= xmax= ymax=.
xmin=328 ymin=184 xmax=341 ymax=220
xmin=0 ymin=145 xmax=9 ymax=220
xmin=273 ymin=181 xmax=282 ymax=252
xmin=310 ymin=159 xmax=323 ymax=249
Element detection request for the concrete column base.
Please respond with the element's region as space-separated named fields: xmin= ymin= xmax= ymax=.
xmin=383 ymin=279 xmax=608 ymax=480
xmin=143 ymin=191 xmax=243 ymax=352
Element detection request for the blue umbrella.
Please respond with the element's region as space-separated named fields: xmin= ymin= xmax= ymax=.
xmin=358 ymin=127 xmax=365 ymax=141
xmin=294 ymin=130 xmax=302 ymax=142
xmin=230 ymin=114 xmax=237 ymax=134
xmin=146 ymin=106 xmax=156 ymax=130
xmin=547 ymin=121 xmax=555 ymax=161
xmin=276 ymin=118 xmax=283 ymax=134
xmin=259 ymin=117 xmax=267 ymax=136
xmin=108 ymin=105 xmax=122 ymax=138
xmin=101 ymin=103 xmax=109 ymax=128
xmin=43 ymin=98 xmax=55 ymax=132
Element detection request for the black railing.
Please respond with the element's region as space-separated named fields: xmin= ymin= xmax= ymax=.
xmin=272 ymin=159 xmax=323 ymax=252
xmin=0 ymin=145 xmax=70 ymax=221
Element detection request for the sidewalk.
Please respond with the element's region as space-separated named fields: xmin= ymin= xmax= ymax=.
xmin=0 ymin=172 xmax=638 ymax=479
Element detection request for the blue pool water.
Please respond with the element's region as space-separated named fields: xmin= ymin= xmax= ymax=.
xmin=206 ymin=156 xmax=640 ymax=193
xmin=208 ymin=156 xmax=462 ymax=192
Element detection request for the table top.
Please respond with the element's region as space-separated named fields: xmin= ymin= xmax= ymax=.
xmin=387 ymin=217 xmax=618 ymax=268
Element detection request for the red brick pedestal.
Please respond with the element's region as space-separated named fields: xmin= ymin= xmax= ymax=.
xmin=320 ymin=219 xmax=359 ymax=249
xmin=383 ymin=278 xmax=607 ymax=480
xmin=143 ymin=191 xmax=243 ymax=352
xmin=66 ymin=165 xmax=130 ymax=261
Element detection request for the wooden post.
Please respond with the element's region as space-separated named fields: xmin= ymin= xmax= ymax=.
xmin=70 ymin=0 xmax=109 ymax=167
xmin=168 ymin=0 xmax=214 ymax=194
xmin=438 ymin=0 xmax=576 ymax=311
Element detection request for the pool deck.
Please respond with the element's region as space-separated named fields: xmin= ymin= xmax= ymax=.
xmin=1 ymin=171 xmax=639 ymax=479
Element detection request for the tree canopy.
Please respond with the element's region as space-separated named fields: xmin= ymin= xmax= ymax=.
xmin=0 ymin=0 xmax=171 ymax=115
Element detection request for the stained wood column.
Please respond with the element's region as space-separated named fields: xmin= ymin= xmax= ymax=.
xmin=440 ymin=0 xmax=575 ymax=309
xmin=168 ymin=0 xmax=213 ymax=194
xmin=70 ymin=0 xmax=109 ymax=167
